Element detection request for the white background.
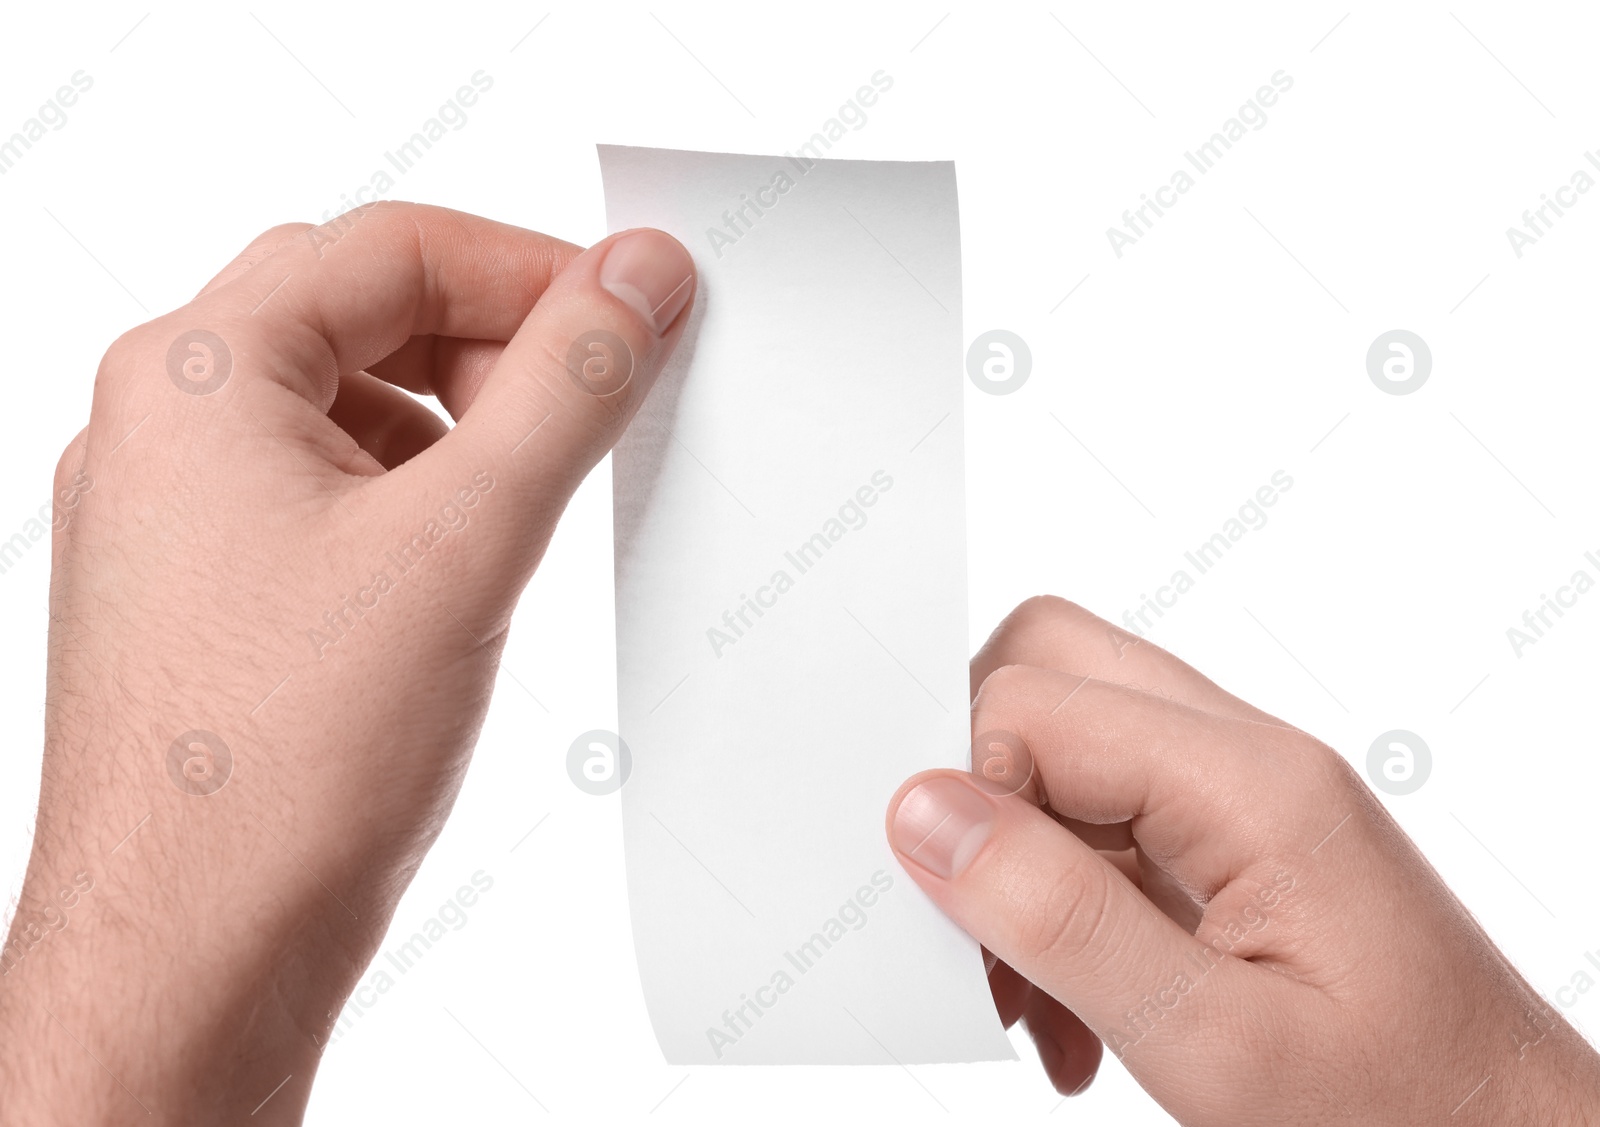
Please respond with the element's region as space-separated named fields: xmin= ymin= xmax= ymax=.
xmin=1 ymin=3 xmax=1597 ymax=1123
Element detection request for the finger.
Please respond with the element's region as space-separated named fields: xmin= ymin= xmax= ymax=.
xmin=48 ymin=428 xmax=88 ymax=548
xmin=968 ymin=727 xmax=1134 ymax=847
xmin=385 ymin=227 xmax=695 ymax=607
xmin=1023 ymin=987 xmax=1103 ymax=1096
xmin=364 ymin=335 xmax=504 ymax=419
xmin=988 ymin=953 xmax=1031 ymax=1028
xmin=992 ymin=944 xmax=1115 ymax=1097
xmin=134 ymin=203 xmax=583 ymax=413
xmin=326 ymin=370 xmax=451 ymax=471
xmin=1138 ymin=850 xmax=1205 ymax=933
xmin=195 ymin=222 xmax=314 ymax=298
xmin=887 ymin=770 xmax=1227 ymax=1055
xmin=970 ymin=597 xmax=1285 ymax=726
xmin=50 ymin=428 xmax=88 ymax=511
xmin=191 ymin=214 xmax=570 ymax=423
xmin=972 ymin=664 xmax=1340 ymax=899
xmin=970 ymin=725 xmax=1134 ymax=853
xmin=47 ymin=428 xmax=90 ymax=622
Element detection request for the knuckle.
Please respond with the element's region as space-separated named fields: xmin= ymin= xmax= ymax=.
xmin=973 ymin=662 xmax=1033 ymax=708
xmin=984 ymin=596 xmax=1122 ymax=670
xmin=246 ymin=221 xmax=312 ymax=249
xmin=304 ymin=200 xmax=418 ymax=257
xmin=1007 ymin=594 xmax=1085 ymax=634
xmin=526 ymin=334 xmax=574 ymax=389
xmin=365 ymin=198 xmax=415 ymax=218
xmin=49 ymin=429 xmax=93 ymax=535
xmin=1270 ymin=732 xmax=1360 ymax=809
xmin=359 ymin=199 xmax=426 ymax=240
xmin=496 ymin=335 xmax=626 ymax=455
xmin=538 ymin=333 xmax=629 ymax=428
xmin=1302 ymin=737 xmax=1360 ymax=793
xmin=94 ymin=324 xmax=164 ymax=393
xmin=1014 ymin=860 xmax=1114 ymax=967
xmin=52 ymin=435 xmax=83 ymax=489
xmin=97 ymin=325 xmax=150 ymax=377
xmin=975 ymin=662 xmax=1097 ymax=713
xmin=241 ymin=222 xmax=316 ymax=262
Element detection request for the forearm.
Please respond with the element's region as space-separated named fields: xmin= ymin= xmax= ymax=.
xmin=0 ymin=830 xmax=364 ymax=1124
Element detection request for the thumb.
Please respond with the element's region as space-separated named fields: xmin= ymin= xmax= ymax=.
xmin=392 ymin=226 xmax=696 ymax=613
xmin=886 ymin=770 xmax=1231 ymax=1062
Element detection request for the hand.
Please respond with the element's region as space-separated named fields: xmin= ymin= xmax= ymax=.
xmin=887 ymin=596 xmax=1600 ymax=1125
xmin=0 ymin=203 xmax=695 ymax=1124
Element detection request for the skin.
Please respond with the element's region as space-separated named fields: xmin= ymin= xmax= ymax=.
xmin=2 ymin=204 xmax=1594 ymax=1123
xmin=887 ymin=596 xmax=1600 ymax=1125
xmin=0 ymin=203 xmax=695 ymax=1124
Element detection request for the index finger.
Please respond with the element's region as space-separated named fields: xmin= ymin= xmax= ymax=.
xmin=142 ymin=202 xmax=580 ymax=412
xmin=972 ymin=597 xmax=1286 ymax=727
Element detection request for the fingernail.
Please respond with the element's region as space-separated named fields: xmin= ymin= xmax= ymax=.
xmin=889 ymin=775 xmax=995 ymax=879
xmin=599 ymin=229 xmax=695 ymax=334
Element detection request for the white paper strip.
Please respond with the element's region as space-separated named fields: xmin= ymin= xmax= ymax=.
xmin=602 ymin=145 xmax=1012 ymax=1065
